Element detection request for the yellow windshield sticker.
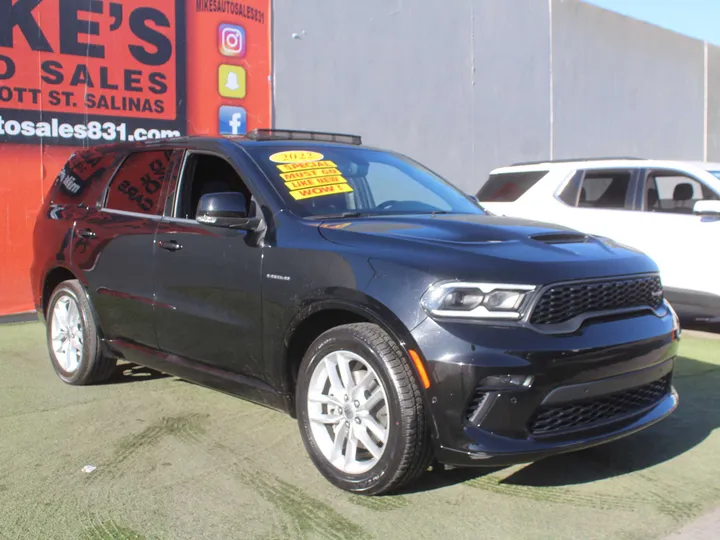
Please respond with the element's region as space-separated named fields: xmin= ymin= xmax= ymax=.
xmin=285 ymin=176 xmax=349 ymax=190
xmin=280 ymin=168 xmax=341 ymax=181
xmin=269 ymin=151 xmax=324 ymax=164
xmin=290 ymin=183 xmax=354 ymax=200
xmin=276 ymin=160 xmax=337 ymax=173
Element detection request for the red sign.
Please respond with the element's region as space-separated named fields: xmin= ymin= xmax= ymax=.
xmin=0 ymin=0 xmax=273 ymax=315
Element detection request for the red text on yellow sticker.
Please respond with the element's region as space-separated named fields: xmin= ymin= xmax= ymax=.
xmin=280 ymin=168 xmax=341 ymax=181
xmin=276 ymin=160 xmax=337 ymax=173
xmin=290 ymin=183 xmax=354 ymax=200
xmin=269 ymin=151 xmax=324 ymax=163
xmin=285 ymin=176 xmax=348 ymax=190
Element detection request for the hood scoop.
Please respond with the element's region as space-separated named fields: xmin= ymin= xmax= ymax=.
xmin=530 ymin=232 xmax=590 ymax=245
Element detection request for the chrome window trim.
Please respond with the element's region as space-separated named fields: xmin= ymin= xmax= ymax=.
xmin=98 ymin=208 xmax=163 ymax=220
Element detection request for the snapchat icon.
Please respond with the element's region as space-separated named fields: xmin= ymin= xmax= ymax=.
xmin=218 ymin=65 xmax=247 ymax=98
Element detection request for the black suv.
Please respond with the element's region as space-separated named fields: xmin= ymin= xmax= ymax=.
xmin=31 ymin=129 xmax=680 ymax=495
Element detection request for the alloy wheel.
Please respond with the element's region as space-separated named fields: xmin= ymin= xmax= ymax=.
xmin=50 ymin=294 xmax=84 ymax=373
xmin=307 ymin=350 xmax=390 ymax=475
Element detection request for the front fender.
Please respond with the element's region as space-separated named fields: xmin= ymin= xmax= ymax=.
xmin=272 ymin=290 xmax=435 ymax=425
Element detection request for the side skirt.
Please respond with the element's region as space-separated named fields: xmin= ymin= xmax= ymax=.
xmin=106 ymin=338 xmax=293 ymax=414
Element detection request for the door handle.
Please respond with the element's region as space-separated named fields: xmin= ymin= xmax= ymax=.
xmin=77 ymin=228 xmax=96 ymax=239
xmin=158 ymin=240 xmax=183 ymax=252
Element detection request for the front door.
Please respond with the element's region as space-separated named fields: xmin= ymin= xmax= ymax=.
xmin=635 ymin=169 xmax=720 ymax=296
xmin=153 ymin=151 xmax=264 ymax=377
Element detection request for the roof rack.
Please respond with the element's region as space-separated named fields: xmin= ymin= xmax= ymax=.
xmin=510 ymin=156 xmax=645 ymax=166
xmin=245 ymin=128 xmax=362 ymax=145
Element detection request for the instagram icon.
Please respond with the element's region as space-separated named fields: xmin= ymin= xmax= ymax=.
xmin=219 ymin=24 xmax=246 ymax=57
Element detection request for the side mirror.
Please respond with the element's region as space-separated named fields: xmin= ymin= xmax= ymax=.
xmin=196 ymin=192 xmax=261 ymax=230
xmin=693 ymin=200 xmax=720 ymax=216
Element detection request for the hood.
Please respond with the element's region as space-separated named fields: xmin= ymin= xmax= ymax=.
xmin=320 ymin=214 xmax=579 ymax=244
xmin=317 ymin=213 xmax=657 ymax=283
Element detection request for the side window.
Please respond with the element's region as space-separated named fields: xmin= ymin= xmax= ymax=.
xmin=50 ymin=148 xmax=119 ymax=205
xmin=104 ymin=151 xmax=175 ymax=215
xmin=175 ymin=154 xmax=252 ymax=220
xmin=557 ymin=171 xmax=582 ymax=205
xmin=576 ymin=171 xmax=632 ymax=209
xmin=644 ymin=172 xmax=718 ymax=214
xmin=476 ymin=171 xmax=548 ymax=202
xmin=365 ymin=163 xmax=450 ymax=210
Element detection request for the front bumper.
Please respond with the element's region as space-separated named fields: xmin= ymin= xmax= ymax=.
xmin=412 ymin=311 xmax=680 ymax=467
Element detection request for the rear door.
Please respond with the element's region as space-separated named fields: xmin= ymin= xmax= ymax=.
xmin=76 ymin=149 xmax=182 ymax=348
xmin=547 ymin=167 xmax=646 ymax=247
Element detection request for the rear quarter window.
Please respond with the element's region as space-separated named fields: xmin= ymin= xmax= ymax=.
xmin=50 ymin=148 xmax=120 ymax=206
xmin=102 ymin=150 xmax=175 ymax=215
xmin=476 ymin=170 xmax=548 ymax=202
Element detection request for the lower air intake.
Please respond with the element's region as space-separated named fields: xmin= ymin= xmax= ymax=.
xmin=529 ymin=374 xmax=671 ymax=437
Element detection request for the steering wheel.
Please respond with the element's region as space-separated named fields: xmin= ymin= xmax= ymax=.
xmin=376 ymin=200 xmax=400 ymax=210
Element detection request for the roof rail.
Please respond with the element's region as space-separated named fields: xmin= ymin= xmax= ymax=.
xmin=510 ymin=156 xmax=645 ymax=166
xmin=245 ymin=128 xmax=362 ymax=145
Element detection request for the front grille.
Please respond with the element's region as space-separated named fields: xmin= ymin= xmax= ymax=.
xmin=529 ymin=374 xmax=671 ymax=437
xmin=529 ymin=275 xmax=663 ymax=326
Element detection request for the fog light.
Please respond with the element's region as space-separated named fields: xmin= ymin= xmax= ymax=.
xmin=478 ymin=374 xmax=534 ymax=390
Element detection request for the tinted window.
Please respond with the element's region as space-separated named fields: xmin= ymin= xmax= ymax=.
xmin=476 ymin=171 xmax=548 ymax=202
xmin=174 ymin=154 xmax=253 ymax=220
xmin=104 ymin=151 xmax=174 ymax=215
xmin=644 ymin=172 xmax=718 ymax=213
xmin=557 ymin=171 xmax=582 ymax=206
xmin=245 ymin=145 xmax=484 ymax=218
xmin=577 ymin=171 xmax=632 ymax=209
xmin=51 ymin=148 xmax=119 ymax=205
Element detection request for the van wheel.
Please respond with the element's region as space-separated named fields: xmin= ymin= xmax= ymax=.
xmin=296 ymin=323 xmax=433 ymax=495
xmin=46 ymin=279 xmax=116 ymax=385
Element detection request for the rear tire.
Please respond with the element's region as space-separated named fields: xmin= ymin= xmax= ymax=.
xmin=46 ymin=279 xmax=116 ymax=385
xmin=296 ymin=322 xmax=433 ymax=495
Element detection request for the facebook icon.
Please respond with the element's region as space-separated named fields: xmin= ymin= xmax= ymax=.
xmin=219 ymin=106 xmax=247 ymax=135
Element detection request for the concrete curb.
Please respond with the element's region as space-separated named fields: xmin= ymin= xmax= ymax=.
xmin=0 ymin=312 xmax=37 ymax=325
xmin=664 ymin=507 xmax=720 ymax=539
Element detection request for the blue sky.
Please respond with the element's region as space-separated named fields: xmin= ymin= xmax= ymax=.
xmin=584 ymin=0 xmax=720 ymax=44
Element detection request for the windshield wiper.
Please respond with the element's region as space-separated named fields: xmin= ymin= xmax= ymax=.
xmin=311 ymin=211 xmax=370 ymax=219
xmin=377 ymin=210 xmax=452 ymax=217
xmin=312 ymin=210 xmax=453 ymax=220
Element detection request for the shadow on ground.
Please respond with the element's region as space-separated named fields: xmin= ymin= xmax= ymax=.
xmin=106 ymin=362 xmax=169 ymax=384
xmin=401 ymin=353 xmax=719 ymax=494
xmin=682 ymin=320 xmax=720 ymax=335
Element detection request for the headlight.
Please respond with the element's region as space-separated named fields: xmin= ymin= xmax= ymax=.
xmin=420 ymin=281 xmax=536 ymax=320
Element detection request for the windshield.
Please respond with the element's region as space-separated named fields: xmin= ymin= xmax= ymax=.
xmin=710 ymin=171 xmax=720 ymax=181
xmin=245 ymin=144 xmax=485 ymax=218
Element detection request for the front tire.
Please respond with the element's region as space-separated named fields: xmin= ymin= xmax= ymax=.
xmin=296 ymin=323 xmax=433 ymax=495
xmin=46 ymin=279 xmax=116 ymax=385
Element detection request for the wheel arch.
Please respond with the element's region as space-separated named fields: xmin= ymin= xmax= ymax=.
xmin=42 ymin=266 xmax=79 ymax=318
xmin=281 ymin=297 xmax=425 ymax=417
xmin=42 ymin=267 xmax=104 ymax=346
